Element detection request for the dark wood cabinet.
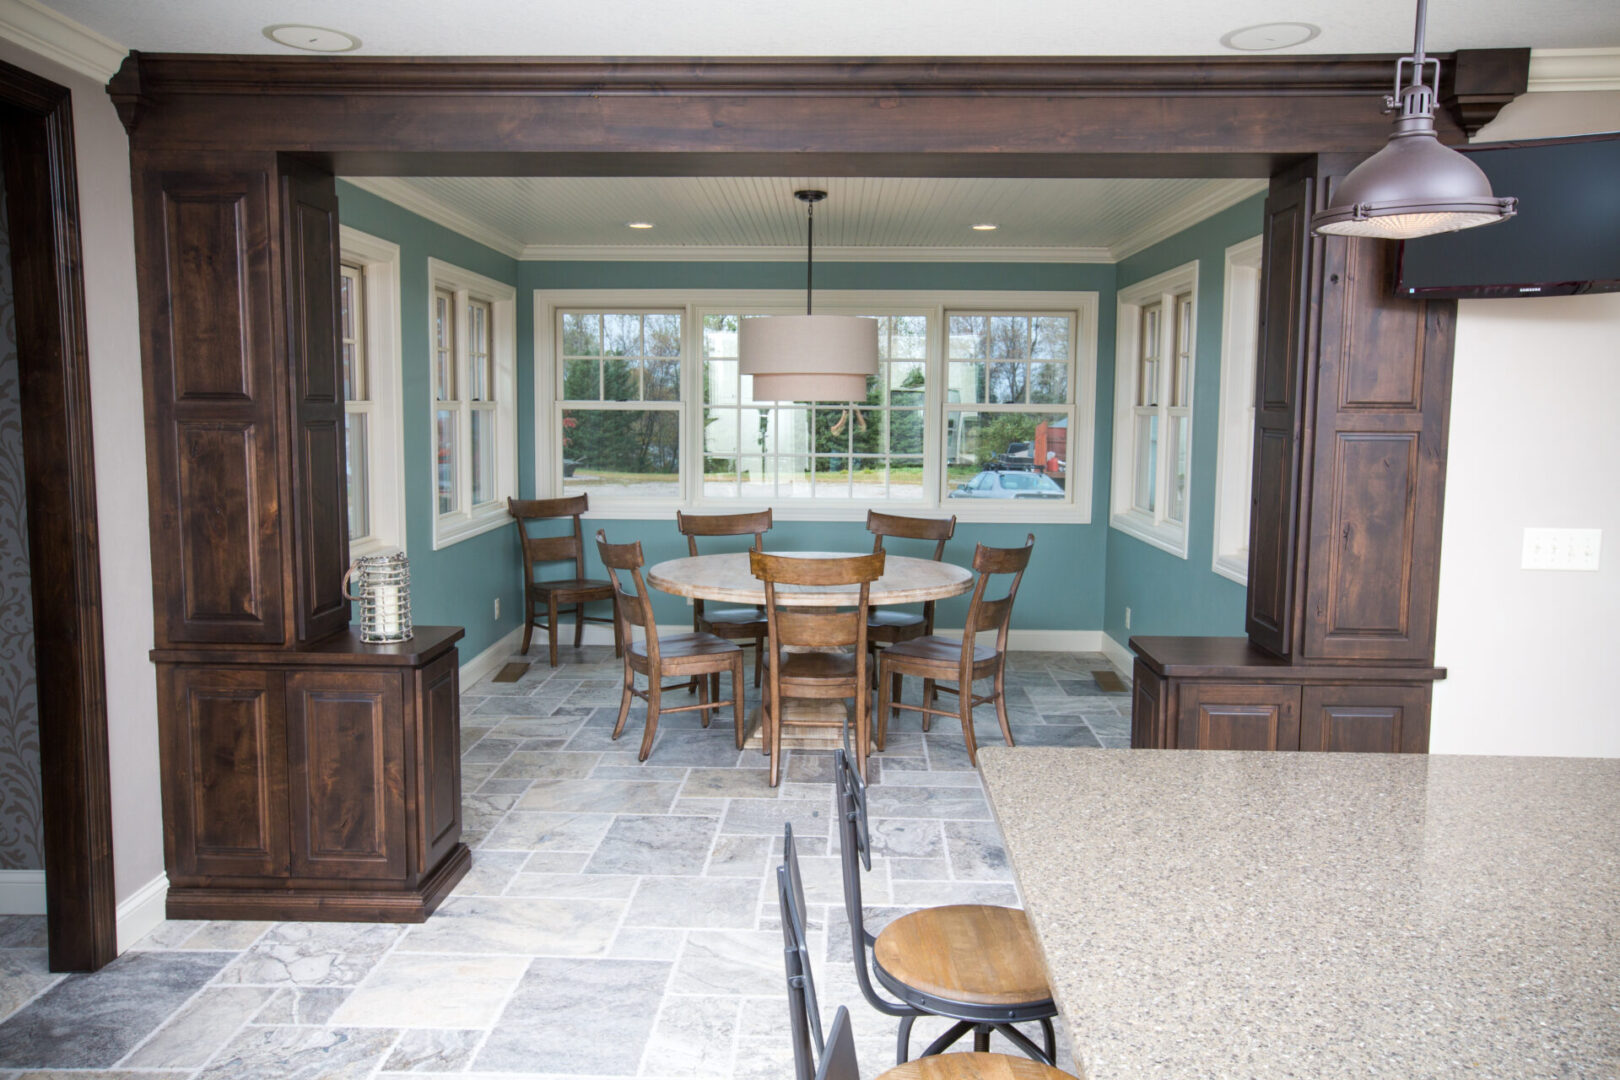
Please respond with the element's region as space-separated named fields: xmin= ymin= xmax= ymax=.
xmin=153 ymin=628 xmax=470 ymax=922
xmin=1132 ymin=637 xmax=1438 ymax=753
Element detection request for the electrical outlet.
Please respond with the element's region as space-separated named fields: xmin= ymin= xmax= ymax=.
xmin=1522 ymin=527 xmax=1602 ymax=571
xmin=493 ymin=597 xmax=501 ymax=619
xmin=1124 ymin=606 xmax=1132 ymax=630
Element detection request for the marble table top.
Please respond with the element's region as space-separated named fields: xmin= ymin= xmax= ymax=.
xmin=646 ymin=551 xmax=971 ymax=607
xmin=977 ymin=748 xmax=1620 ymax=1080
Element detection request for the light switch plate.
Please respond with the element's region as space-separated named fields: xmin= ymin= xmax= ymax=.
xmin=1521 ymin=527 xmax=1602 ymax=571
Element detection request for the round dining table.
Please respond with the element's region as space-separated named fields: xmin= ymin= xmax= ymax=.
xmin=645 ymin=551 xmax=973 ymax=760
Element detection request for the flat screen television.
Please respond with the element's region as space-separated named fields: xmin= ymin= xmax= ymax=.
xmin=1395 ymin=131 xmax=1620 ymax=299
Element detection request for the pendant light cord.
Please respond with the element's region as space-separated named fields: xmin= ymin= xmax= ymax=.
xmin=1410 ymin=0 xmax=1428 ymax=89
xmin=805 ymin=199 xmax=815 ymax=315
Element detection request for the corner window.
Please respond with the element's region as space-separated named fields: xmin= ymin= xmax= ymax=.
xmin=1112 ymin=261 xmax=1198 ymax=557
xmin=339 ymin=227 xmax=405 ymax=557
xmin=429 ymin=258 xmax=516 ymax=549
xmin=1212 ymin=237 xmax=1263 ymax=584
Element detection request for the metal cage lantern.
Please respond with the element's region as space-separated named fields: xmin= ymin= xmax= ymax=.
xmin=342 ymin=549 xmax=413 ymax=643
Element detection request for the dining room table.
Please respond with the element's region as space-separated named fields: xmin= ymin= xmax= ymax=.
xmin=646 ymin=550 xmax=972 ymax=752
xmin=976 ymin=746 xmax=1620 ymax=1080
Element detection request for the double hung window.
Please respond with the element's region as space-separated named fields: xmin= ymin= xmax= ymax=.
xmin=557 ymin=310 xmax=684 ymax=500
xmin=339 ymin=227 xmax=405 ymax=556
xmin=1213 ymin=237 xmax=1263 ymax=583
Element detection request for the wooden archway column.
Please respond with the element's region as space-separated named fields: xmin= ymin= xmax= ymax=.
xmin=106 ymin=52 xmax=1527 ymax=919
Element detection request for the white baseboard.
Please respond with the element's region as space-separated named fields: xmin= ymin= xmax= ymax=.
xmin=115 ymin=873 xmax=168 ymax=953
xmin=563 ymin=622 xmax=1107 ymax=654
xmin=459 ymin=625 xmax=527 ymax=687
xmin=0 ymin=869 xmax=47 ymax=915
xmin=1100 ymin=633 xmax=1135 ymax=683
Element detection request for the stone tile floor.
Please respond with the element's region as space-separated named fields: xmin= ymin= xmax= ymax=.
xmin=0 ymin=647 xmax=1129 ymax=1079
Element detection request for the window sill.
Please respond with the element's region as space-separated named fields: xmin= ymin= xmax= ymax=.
xmin=349 ymin=535 xmax=404 ymax=560
xmin=575 ymin=498 xmax=1092 ymax=526
xmin=432 ymin=503 xmax=510 ymax=550
xmin=1212 ymin=552 xmax=1248 ymax=586
xmin=1109 ymin=510 xmax=1189 ymax=559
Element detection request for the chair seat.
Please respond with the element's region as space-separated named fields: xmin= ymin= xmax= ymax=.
xmin=880 ymin=1052 xmax=1071 ymax=1080
xmin=629 ymin=632 xmax=742 ymax=660
xmin=868 ymin=609 xmax=925 ymax=630
xmin=703 ymin=608 xmax=768 ymax=629
xmin=532 ymin=577 xmax=614 ymax=599
xmin=774 ymin=649 xmax=858 ymax=683
xmin=873 ymin=904 xmax=1052 ymax=1007
xmin=880 ymin=635 xmax=999 ymax=667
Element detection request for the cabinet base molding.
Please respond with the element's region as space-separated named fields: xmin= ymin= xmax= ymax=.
xmin=165 ymin=843 xmax=470 ymax=924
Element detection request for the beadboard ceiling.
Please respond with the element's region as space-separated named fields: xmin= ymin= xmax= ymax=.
xmin=342 ymin=175 xmax=1271 ymax=262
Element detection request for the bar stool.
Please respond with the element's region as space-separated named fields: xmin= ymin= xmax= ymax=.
xmin=829 ymin=749 xmax=1058 ymax=1066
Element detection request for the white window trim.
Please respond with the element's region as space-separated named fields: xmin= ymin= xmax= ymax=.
xmin=533 ymin=288 xmax=1098 ymax=523
xmin=429 ymin=258 xmax=517 ymax=549
xmin=339 ymin=227 xmax=407 ymax=558
xmin=1111 ymin=260 xmax=1199 ymax=558
xmin=1212 ymin=236 xmax=1263 ymax=585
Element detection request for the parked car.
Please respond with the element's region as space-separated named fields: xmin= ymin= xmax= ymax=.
xmin=949 ymin=469 xmax=1066 ymax=499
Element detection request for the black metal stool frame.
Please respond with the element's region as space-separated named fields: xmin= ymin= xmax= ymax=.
xmin=833 ymin=749 xmax=1058 ymax=1065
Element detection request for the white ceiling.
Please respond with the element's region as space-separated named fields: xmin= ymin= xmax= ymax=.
xmin=346 ymin=175 xmax=1268 ymax=260
xmin=38 ymin=0 xmax=1620 ymax=57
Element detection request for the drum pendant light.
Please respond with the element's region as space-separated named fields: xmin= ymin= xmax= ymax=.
xmin=1312 ymin=0 xmax=1516 ymax=239
xmin=739 ymin=190 xmax=879 ymax=401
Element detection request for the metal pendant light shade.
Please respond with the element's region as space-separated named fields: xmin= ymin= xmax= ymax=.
xmin=738 ymin=189 xmax=879 ymax=402
xmin=1312 ymin=0 xmax=1516 ymax=240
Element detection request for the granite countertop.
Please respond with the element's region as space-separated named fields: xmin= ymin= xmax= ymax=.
xmin=976 ymin=748 xmax=1620 ymax=1080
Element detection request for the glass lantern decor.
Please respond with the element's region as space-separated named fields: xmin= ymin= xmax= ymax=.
xmin=342 ymin=549 xmax=414 ymax=643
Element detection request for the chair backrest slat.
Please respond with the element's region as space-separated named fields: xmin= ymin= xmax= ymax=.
xmin=750 ymin=551 xmax=885 ymax=588
xmin=812 ymin=1008 xmax=860 ymax=1080
xmin=509 ymin=495 xmax=591 ymax=580
xmin=595 ymin=530 xmax=655 ymax=656
xmin=772 ymin=609 xmax=861 ymax=649
xmin=866 ymin=510 xmax=955 ymax=561
xmin=959 ymin=534 xmax=1036 ymax=667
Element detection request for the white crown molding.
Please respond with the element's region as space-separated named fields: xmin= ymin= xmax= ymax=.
xmin=342 ymin=177 xmax=526 ymax=259
xmin=0 ymin=0 xmax=125 ymax=83
xmin=517 ymin=242 xmax=1115 ymax=263
xmin=1108 ymin=178 xmax=1269 ymax=261
xmin=1527 ymin=47 xmax=1620 ymax=93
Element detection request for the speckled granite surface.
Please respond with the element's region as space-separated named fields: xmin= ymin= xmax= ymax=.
xmin=978 ymin=748 xmax=1620 ymax=1080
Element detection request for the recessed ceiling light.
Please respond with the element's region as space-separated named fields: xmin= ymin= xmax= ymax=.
xmin=626 ymin=221 xmax=655 ymax=230
xmin=262 ymin=24 xmax=362 ymax=52
xmin=1219 ymin=22 xmax=1320 ymax=51
xmin=971 ymin=223 xmax=999 ymax=231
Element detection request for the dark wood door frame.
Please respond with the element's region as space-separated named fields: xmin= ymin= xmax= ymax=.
xmin=0 ymin=58 xmax=117 ymax=972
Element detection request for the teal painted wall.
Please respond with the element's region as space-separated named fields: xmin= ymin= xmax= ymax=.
xmin=336 ymin=182 xmax=523 ymax=659
xmin=518 ymin=260 xmax=1118 ymax=631
xmin=1102 ymin=193 xmax=1265 ymax=645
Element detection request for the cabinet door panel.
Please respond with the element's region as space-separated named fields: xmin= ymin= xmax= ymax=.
xmin=1130 ymin=661 xmax=1166 ymax=749
xmin=417 ymin=652 xmax=462 ymax=872
xmin=163 ymin=666 xmax=288 ymax=879
xmin=1177 ymin=683 xmax=1301 ymax=751
xmin=286 ymin=670 xmax=406 ymax=880
xmin=1300 ymin=684 xmax=1430 ymax=753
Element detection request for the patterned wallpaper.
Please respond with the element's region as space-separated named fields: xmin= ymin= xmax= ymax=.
xmin=0 ymin=156 xmax=44 ymax=871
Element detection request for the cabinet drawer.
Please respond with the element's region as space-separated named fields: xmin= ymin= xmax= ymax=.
xmin=1177 ymin=682 xmax=1301 ymax=751
xmin=1300 ymin=684 xmax=1430 ymax=753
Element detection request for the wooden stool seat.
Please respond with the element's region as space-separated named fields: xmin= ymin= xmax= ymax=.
xmin=880 ymin=1052 xmax=1072 ymax=1080
xmin=882 ymin=636 xmax=999 ymax=668
xmin=874 ymin=904 xmax=1052 ymax=1008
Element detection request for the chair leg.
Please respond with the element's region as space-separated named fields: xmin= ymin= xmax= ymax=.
xmin=973 ymin=1027 xmax=991 ymax=1053
xmin=520 ymin=590 xmax=534 ymax=655
xmin=709 ymin=671 xmax=721 ymax=712
xmin=994 ymin=662 xmax=1016 ymax=748
xmin=698 ymin=672 xmax=711 ymax=727
xmin=921 ymin=679 xmax=935 ymax=732
xmin=639 ymin=680 xmax=662 ymax=762
xmin=547 ymin=596 xmax=560 ymax=668
xmin=896 ymin=1015 xmax=916 ymax=1066
xmin=612 ymin=669 xmax=634 ymax=741
xmin=731 ymin=654 xmax=745 ymax=750
xmin=876 ymin=659 xmax=893 ymax=753
xmin=959 ymin=680 xmax=980 ymax=767
xmin=854 ymin=682 xmax=870 ymax=783
xmin=888 ymin=671 xmax=904 ymax=736
xmin=753 ymin=637 xmax=763 ymax=687
xmin=573 ymin=603 xmax=585 ymax=649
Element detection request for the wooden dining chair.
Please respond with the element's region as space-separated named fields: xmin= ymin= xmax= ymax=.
xmin=596 ymin=531 xmax=745 ymax=762
xmin=828 ymin=750 xmax=1059 ymax=1068
xmin=749 ymin=549 xmax=885 ymax=786
xmin=875 ymin=535 xmax=1035 ymax=765
xmin=508 ymin=495 xmax=620 ymax=667
xmin=676 ymin=509 xmax=773 ymax=690
xmin=865 ymin=510 xmax=956 ymax=697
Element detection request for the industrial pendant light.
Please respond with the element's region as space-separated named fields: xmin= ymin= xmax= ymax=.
xmin=738 ymin=189 xmax=879 ymax=401
xmin=1312 ymin=0 xmax=1516 ymax=239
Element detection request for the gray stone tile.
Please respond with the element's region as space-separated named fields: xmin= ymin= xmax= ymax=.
xmin=122 ymin=986 xmax=276 ymax=1068
xmin=681 ymin=767 xmax=776 ymax=798
xmin=944 ymin=819 xmax=1014 ymax=881
xmin=196 ymin=1025 xmax=399 ymax=1080
xmin=643 ymin=730 xmax=750 ymax=767
xmin=0 ymin=952 xmax=61 ymax=1025
xmin=0 ymin=917 xmax=49 ymax=949
xmin=331 ymin=953 xmax=527 ymax=1027
xmin=643 ymin=995 xmax=740 ymax=1078
xmin=460 ymin=792 xmax=519 ymax=836
xmin=216 ymin=923 xmax=401 ymax=988
xmin=505 ymin=871 xmax=640 ymax=900
xmin=890 ymin=880 xmax=1021 ymax=907
xmin=482 ymin=810 xmax=613 ymax=853
xmin=493 ymin=750 xmax=600 ymax=779
xmin=399 ymin=896 xmax=621 ymax=957
xmin=705 ymin=834 xmax=772 ymax=877
xmin=672 ymin=929 xmax=797 ymax=997
xmin=864 ymin=783 xmax=991 ymax=820
xmin=516 ymin=778 xmax=681 ymax=814
xmin=473 ymin=777 xmax=533 ymax=796
xmin=608 ymin=927 xmax=686 ymax=961
xmin=459 ymin=846 xmax=543 ymax=897
xmin=719 ymin=798 xmax=836 ymax=840
xmin=592 ymin=764 xmax=691 ymax=782
xmin=381 ymin=1029 xmax=482 ymax=1072
xmin=477 ymin=958 xmax=669 ymax=1074
xmin=460 ymin=735 xmax=522 ymax=760
xmin=586 ymin=814 xmax=719 ymax=875
xmin=624 ymin=876 xmax=760 ymax=929
xmin=177 ymin=920 xmax=273 ymax=950
xmin=251 ymin=987 xmax=350 ymax=1026
xmin=0 ymin=951 xmax=231 ymax=1069
xmin=1006 ymin=722 xmax=1102 ymax=748
xmin=124 ymin=919 xmax=204 ymax=950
